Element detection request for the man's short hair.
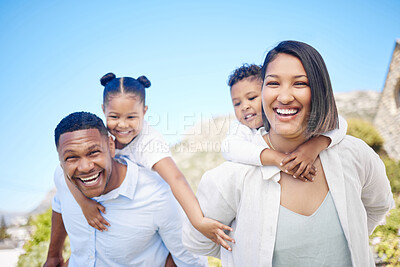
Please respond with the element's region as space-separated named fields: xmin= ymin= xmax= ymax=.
xmin=54 ymin=111 xmax=109 ymax=148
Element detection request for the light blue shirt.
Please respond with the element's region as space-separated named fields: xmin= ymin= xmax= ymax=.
xmin=53 ymin=158 xmax=207 ymax=267
xmin=273 ymin=191 xmax=352 ymax=266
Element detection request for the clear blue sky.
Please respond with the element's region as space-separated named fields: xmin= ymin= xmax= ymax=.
xmin=0 ymin=0 xmax=399 ymax=213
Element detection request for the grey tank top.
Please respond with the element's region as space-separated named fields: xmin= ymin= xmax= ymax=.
xmin=272 ymin=191 xmax=353 ymax=267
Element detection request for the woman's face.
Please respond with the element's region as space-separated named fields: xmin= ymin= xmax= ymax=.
xmin=262 ymin=53 xmax=312 ymax=139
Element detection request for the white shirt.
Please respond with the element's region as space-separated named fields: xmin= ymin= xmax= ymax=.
xmin=183 ymin=134 xmax=394 ymax=267
xmin=222 ymin=115 xmax=348 ymax=166
xmin=53 ymin=158 xmax=207 ymax=267
xmin=115 ymin=120 xmax=171 ymax=169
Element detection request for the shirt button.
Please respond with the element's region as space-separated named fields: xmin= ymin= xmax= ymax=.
xmin=90 ymin=255 xmax=94 ymax=259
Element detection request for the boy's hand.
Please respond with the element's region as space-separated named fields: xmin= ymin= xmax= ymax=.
xmin=196 ymin=217 xmax=235 ymax=251
xmin=281 ymin=135 xmax=329 ymax=181
xmin=280 ymin=152 xmax=317 ymax=182
xmin=82 ymin=198 xmax=110 ymax=231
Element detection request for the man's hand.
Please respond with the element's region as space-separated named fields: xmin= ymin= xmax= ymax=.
xmin=43 ymin=256 xmax=65 ymax=267
xmin=44 ymin=211 xmax=68 ymax=267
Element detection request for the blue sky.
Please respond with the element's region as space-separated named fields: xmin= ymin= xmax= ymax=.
xmin=0 ymin=0 xmax=399 ymax=213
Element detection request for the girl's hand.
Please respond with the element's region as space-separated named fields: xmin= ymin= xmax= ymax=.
xmin=196 ymin=217 xmax=235 ymax=251
xmin=280 ymin=151 xmax=317 ymax=182
xmin=82 ymin=198 xmax=110 ymax=231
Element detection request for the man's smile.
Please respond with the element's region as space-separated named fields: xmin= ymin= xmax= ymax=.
xmin=74 ymin=170 xmax=103 ymax=187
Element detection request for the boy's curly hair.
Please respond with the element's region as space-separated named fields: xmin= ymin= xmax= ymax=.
xmin=227 ymin=64 xmax=262 ymax=87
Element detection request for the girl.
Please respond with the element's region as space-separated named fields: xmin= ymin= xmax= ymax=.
xmin=66 ymin=73 xmax=234 ymax=251
xmin=222 ymin=64 xmax=348 ymax=180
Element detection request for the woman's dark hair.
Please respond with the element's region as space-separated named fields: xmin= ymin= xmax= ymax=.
xmin=100 ymin=73 xmax=151 ymax=105
xmin=260 ymin=40 xmax=338 ymax=138
xmin=227 ymin=64 xmax=262 ymax=88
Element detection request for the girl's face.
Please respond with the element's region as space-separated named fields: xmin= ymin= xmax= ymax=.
xmin=262 ymin=53 xmax=311 ymax=139
xmin=230 ymin=78 xmax=263 ymax=129
xmin=103 ymin=93 xmax=148 ymax=148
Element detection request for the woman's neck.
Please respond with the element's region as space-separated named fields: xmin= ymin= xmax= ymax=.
xmin=267 ymin=130 xmax=307 ymax=153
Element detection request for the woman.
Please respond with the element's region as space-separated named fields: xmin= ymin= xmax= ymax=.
xmin=183 ymin=41 xmax=394 ymax=266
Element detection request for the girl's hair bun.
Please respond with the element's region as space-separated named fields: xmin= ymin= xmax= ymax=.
xmin=100 ymin=72 xmax=116 ymax=86
xmin=137 ymin=75 xmax=151 ymax=88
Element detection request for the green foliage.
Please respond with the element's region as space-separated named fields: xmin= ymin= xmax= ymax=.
xmin=346 ymin=118 xmax=384 ymax=153
xmin=382 ymin=157 xmax=400 ymax=194
xmin=371 ymin=195 xmax=400 ymax=266
xmin=22 ymin=209 xmax=52 ymax=253
xmin=17 ymin=209 xmax=70 ymax=267
xmin=0 ymin=215 xmax=10 ymax=240
xmin=18 ymin=242 xmax=50 ymax=267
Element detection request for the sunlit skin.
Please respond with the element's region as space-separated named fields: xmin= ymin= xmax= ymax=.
xmin=101 ymin=92 xmax=235 ymax=250
xmin=102 ymin=93 xmax=148 ymax=149
xmin=261 ymin=53 xmax=330 ymax=216
xmin=231 ymin=78 xmax=264 ymax=129
xmin=262 ymin=53 xmax=312 ymax=152
xmin=58 ymin=129 xmax=124 ymax=199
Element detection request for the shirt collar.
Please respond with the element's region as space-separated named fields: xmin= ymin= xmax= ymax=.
xmin=260 ymin=165 xmax=281 ymax=182
xmin=257 ymin=126 xmax=281 ymax=182
xmin=94 ymin=157 xmax=139 ymax=202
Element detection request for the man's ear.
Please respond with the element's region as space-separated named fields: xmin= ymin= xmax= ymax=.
xmin=57 ymin=151 xmax=64 ymax=169
xmin=102 ymin=104 xmax=105 ymax=114
xmin=108 ymin=135 xmax=116 ymax=158
xmin=144 ymin=105 xmax=148 ymax=115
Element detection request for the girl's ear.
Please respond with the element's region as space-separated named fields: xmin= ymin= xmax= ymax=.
xmin=102 ymin=104 xmax=105 ymax=114
xmin=143 ymin=105 xmax=148 ymax=115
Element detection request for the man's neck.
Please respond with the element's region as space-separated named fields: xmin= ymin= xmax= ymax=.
xmin=103 ymin=160 xmax=127 ymax=195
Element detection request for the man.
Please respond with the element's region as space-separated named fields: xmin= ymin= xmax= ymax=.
xmin=44 ymin=112 xmax=207 ymax=267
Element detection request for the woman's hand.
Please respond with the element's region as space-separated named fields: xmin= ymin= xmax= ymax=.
xmin=81 ymin=198 xmax=110 ymax=232
xmin=195 ymin=217 xmax=235 ymax=251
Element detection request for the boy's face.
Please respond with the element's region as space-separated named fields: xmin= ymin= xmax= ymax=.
xmin=230 ymin=77 xmax=263 ymax=129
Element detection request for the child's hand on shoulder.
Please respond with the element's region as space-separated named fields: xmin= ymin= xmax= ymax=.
xmin=280 ymin=135 xmax=330 ymax=181
xmin=280 ymin=148 xmax=317 ymax=182
xmin=196 ymin=217 xmax=235 ymax=251
xmin=82 ymin=198 xmax=110 ymax=231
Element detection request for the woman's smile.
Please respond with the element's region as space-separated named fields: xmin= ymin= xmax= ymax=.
xmin=262 ymin=53 xmax=311 ymax=139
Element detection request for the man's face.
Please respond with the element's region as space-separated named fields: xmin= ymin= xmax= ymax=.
xmin=57 ymin=128 xmax=115 ymax=198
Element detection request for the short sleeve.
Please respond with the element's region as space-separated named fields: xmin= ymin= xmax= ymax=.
xmin=52 ymin=165 xmax=64 ymax=213
xmin=136 ymin=128 xmax=171 ymax=169
xmin=116 ymin=121 xmax=172 ymax=170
